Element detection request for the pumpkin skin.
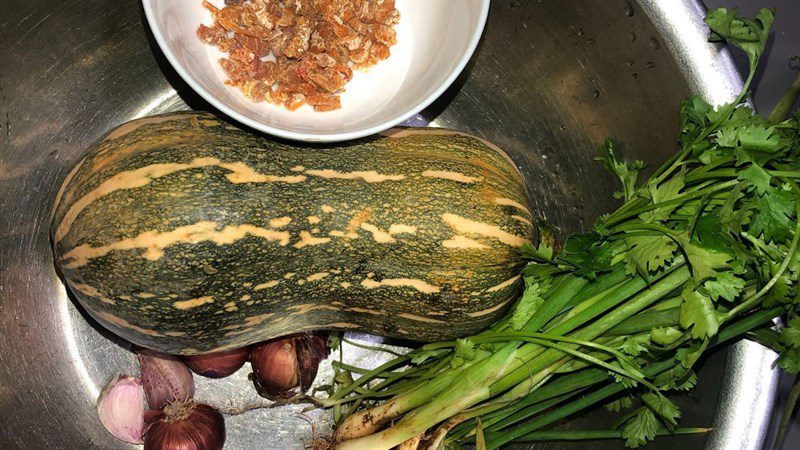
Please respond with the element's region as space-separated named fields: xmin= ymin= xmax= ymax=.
xmin=51 ymin=112 xmax=534 ymax=354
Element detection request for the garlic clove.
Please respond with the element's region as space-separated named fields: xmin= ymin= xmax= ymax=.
xmin=96 ymin=375 xmax=146 ymax=444
xmin=138 ymin=349 xmax=195 ymax=410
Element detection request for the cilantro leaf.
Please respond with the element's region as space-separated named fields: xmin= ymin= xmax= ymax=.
xmin=624 ymin=234 xmax=678 ymax=277
xmin=676 ymin=197 xmax=703 ymax=218
xmin=705 ymin=7 xmax=774 ymax=72
xmin=673 ymin=372 xmax=699 ymax=391
xmin=596 ymin=139 xmax=645 ymax=201
xmin=738 ymin=124 xmax=782 ymax=153
xmin=764 ymin=273 xmax=794 ymax=306
xmin=679 ymin=236 xmax=733 ymax=282
xmin=706 ymin=100 xmax=739 ymax=128
xmin=520 ymin=242 xmax=553 ymax=262
xmin=735 ymin=146 xmax=777 ymax=166
xmin=609 ymin=363 xmax=639 ymax=389
xmin=535 ymin=242 xmax=554 ymax=261
xmin=326 ymin=332 xmax=342 ymax=351
xmin=619 ymin=334 xmax=651 ymax=357
xmin=640 ymin=170 xmax=686 ymax=222
xmin=703 ymin=271 xmax=746 ymax=302
xmin=780 ymin=317 xmax=800 ymax=349
xmin=451 ymin=338 xmax=478 ymax=368
xmin=622 ymin=407 xmax=660 ymax=448
xmin=715 ymin=127 xmax=739 ymax=147
xmin=718 ymin=183 xmax=752 ymax=234
xmin=510 ymin=283 xmax=544 ymax=330
xmin=724 ymin=104 xmax=761 ymax=128
xmin=642 ymin=393 xmax=681 ymax=427
xmin=559 ymin=232 xmax=614 ymax=279
xmin=519 ymin=242 xmax=538 ymax=259
xmin=409 ymin=348 xmax=449 ymax=365
xmin=653 ymin=365 xmax=698 ymax=391
xmin=525 ymin=271 xmax=553 ymax=295
xmin=698 ymin=147 xmax=730 ymax=165
xmin=605 ymin=396 xmax=634 ymax=413
xmin=680 ymin=95 xmax=713 ymax=144
xmin=677 ymin=340 xmax=709 ymax=369
xmin=749 ymin=187 xmax=795 ymax=243
xmin=522 ymin=262 xmax=559 ymax=285
xmin=666 ymin=370 xmax=698 ymax=392
xmin=738 ymin=163 xmax=772 ymax=195
xmin=682 ymin=95 xmax=712 ymax=126
xmin=777 ymin=347 xmax=800 ymax=374
xmin=650 ymin=327 xmax=684 ymax=346
xmin=680 ymin=287 xmax=720 ymax=339
xmin=694 ymin=213 xmax=736 ymax=253
xmin=734 ymin=125 xmax=786 ymax=164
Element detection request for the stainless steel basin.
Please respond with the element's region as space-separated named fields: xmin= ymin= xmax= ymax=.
xmin=0 ymin=0 xmax=778 ymax=448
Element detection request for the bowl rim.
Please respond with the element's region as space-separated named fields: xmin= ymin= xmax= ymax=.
xmin=141 ymin=0 xmax=491 ymax=143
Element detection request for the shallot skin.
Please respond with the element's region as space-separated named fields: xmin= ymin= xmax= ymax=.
xmin=185 ymin=347 xmax=250 ymax=378
xmin=144 ymin=402 xmax=225 ymax=450
xmin=250 ymin=332 xmax=329 ymax=398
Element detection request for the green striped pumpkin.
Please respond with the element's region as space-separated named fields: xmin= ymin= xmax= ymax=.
xmin=51 ymin=112 xmax=534 ymax=354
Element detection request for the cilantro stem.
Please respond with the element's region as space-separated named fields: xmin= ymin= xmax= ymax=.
xmin=602 ymin=180 xmax=738 ymax=228
xmin=477 ymin=369 xmax=607 ymax=429
xmin=561 ymin=267 xmax=628 ymax=310
xmin=447 ymin=367 xmax=612 ymax=442
xmin=476 ymin=307 xmax=780 ymax=447
xmin=549 ymin=276 xmax=647 ymax=330
xmin=548 ymin=261 xmax=685 ymax=336
xmin=473 ymin=332 xmax=653 ymax=389
xmin=331 ymin=361 xmax=395 ymax=377
xmin=481 ymin=305 xmax=780 ymax=442
xmin=341 ymin=267 xmax=690 ymax=448
xmin=773 ymin=374 xmax=800 ymax=450
xmin=747 ymin=327 xmax=782 ymax=350
xmin=613 ymin=222 xmax=680 ymax=237
xmin=522 ymin=276 xmax=587 ymax=332
xmin=450 ymin=392 xmax=578 ymax=442
xmin=724 ymin=202 xmax=800 ymax=320
xmin=687 ymin=168 xmax=800 ymax=182
xmin=490 ymin=266 xmax=690 ymax=396
xmin=475 ymin=417 xmax=486 ymax=450
xmin=770 ymin=170 xmax=800 ymax=178
xmin=767 ymin=70 xmax=800 ymax=124
xmin=653 ymin=147 xmax=691 ymax=186
xmin=483 ymin=359 xmax=678 ymax=449
xmin=510 ymin=427 xmax=712 ymax=442
xmin=685 ymin=168 xmax=737 ymax=182
xmin=605 ymin=307 xmax=680 ymax=336
xmin=688 ymin=155 xmax=736 ymax=179
xmin=714 ymin=307 xmax=784 ymax=346
xmin=341 ymin=338 xmax=406 ymax=357
xmin=327 ymin=355 xmax=411 ymax=401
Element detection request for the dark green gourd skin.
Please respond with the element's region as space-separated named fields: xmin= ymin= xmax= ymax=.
xmin=51 ymin=112 xmax=534 ymax=354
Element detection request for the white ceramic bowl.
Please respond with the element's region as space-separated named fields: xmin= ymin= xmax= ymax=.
xmin=142 ymin=0 xmax=490 ymax=142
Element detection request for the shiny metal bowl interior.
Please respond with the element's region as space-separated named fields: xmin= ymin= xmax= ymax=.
xmin=0 ymin=0 xmax=778 ymax=448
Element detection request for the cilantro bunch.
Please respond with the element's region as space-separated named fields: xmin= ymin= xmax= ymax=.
xmin=327 ymin=8 xmax=800 ymax=450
